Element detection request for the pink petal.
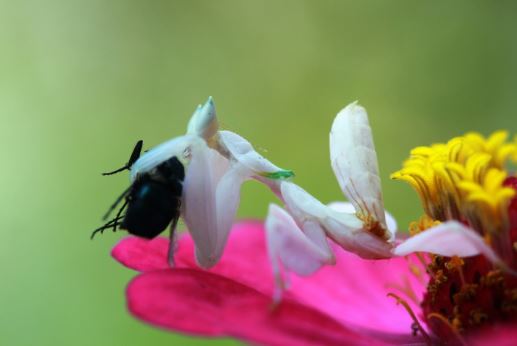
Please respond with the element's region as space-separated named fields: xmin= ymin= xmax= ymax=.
xmin=181 ymin=220 xmax=278 ymax=296
xmin=111 ymin=236 xmax=169 ymax=272
xmin=112 ymin=221 xmax=276 ymax=296
xmin=113 ymin=221 xmax=428 ymax=342
xmin=290 ymin=245 xmax=428 ymax=340
xmin=127 ymin=268 xmax=386 ymax=346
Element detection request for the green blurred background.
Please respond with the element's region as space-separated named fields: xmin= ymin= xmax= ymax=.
xmin=1 ymin=1 xmax=516 ymax=345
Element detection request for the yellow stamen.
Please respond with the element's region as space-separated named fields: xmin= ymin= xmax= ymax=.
xmin=409 ymin=215 xmax=440 ymax=236
xmin=392 ymin=131 xmax=517 ymax=235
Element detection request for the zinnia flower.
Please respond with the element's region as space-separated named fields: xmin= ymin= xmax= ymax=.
xmin=110 ymin=102 xmax=517 ymax=344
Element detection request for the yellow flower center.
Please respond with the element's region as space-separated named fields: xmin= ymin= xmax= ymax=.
xmin=391 ymin=131 xmax=517 ymax=235
xmin=391 ymin=131 xmax=517 ymax=340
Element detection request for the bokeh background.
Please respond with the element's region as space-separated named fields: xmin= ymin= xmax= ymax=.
xmin=1 ymin=1 xmax=516 ymax=345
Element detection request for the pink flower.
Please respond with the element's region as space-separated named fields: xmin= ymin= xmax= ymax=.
xmin=112 ymin=221 xmax=517 ymax=345
xmin=105 ymin=101 xmax=517 ymax=345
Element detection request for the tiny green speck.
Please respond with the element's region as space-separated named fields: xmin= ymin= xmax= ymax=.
xmin=262 ymin=170 xmax=295 ymax=180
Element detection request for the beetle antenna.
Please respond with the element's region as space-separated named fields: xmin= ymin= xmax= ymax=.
xmin=102 ymin=185 xmax=132 ymax=220
xmin=102 ymin=140 xmax=143 ymax=176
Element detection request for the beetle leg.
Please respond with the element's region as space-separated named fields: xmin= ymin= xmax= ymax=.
xmin=112 ymin=199 xmax=129 ymax=233
xmin=102 ymin=185 xmax=132 ymax=221
xmin=91 ymin=215 xmax=124 ymax=239
xmin=167 ymin=215 xmax=180 ymax=267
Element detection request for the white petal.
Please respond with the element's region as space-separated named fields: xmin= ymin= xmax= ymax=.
xmin=280 ymin=182 xmax=392 ymax=259
xmin=213 ymin=162 xmax=253 ymax=258
xmin=186 ymin=96 xmax=218 ymax=141
xmin=218 ymin=130 xmax=294 ymax=179
xmin=323 ymin=213 xmax=393 ymax=259
xmin=182 ymin=140 xmax=254 ymax=268
xmin=302 ymin=220 xmax=334 ymax=261
xmin=182 ymin=141 xmax=226 ymax=268
xmin=329 ymin=102 xmax=386 ymax=229
xmin=393 ymin=221 xmax=501 ymax=264
xmin=327 ymin=201 xmax=356 ymax=214
xmin=327 ymin=201 xmax=397 ymax=242
xmin=130 ymin=134 xmax=199 ymax=180
xmin=265 ymin=204 xmax=334 ymax=301
xmin=384 ymin=210 xmax=398 ymax=241
xmin=281 ymin=181 xmax=330 ymax=220
xmin=281 ymin=182 xmax=362 ymax=228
